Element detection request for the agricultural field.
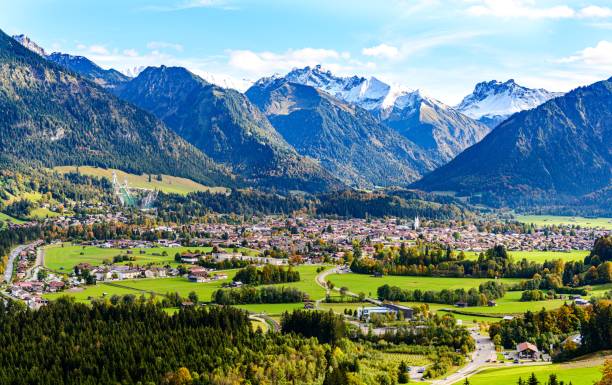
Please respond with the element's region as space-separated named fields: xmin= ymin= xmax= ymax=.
xmin=327 ymin=273 xmax=522 ymax=297
xmin=43 ymin=243 xmax=259 ymax=272
xmin=516 ymin=215 xmax=612 ymax=230
xmin=53 ymin=166 xmax=228 ymax=195
xmin=463 ymin=249 xmax=587 ymax=263
xmin=454 ymin=355 xmax=605 ymax=385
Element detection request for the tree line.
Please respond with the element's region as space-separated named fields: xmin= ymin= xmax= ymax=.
xmin=212 ymin=286 xmax=306 ymax=305
xmin=377 ymin=280 xmax=506 ymax=306
xmin=233 ymin=264 xmax=300 ymax=285
xmin=0 ymin=298 xmax=327 ymax=385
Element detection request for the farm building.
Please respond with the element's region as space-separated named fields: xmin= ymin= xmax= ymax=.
xmin=517 ymin=342 xmax=539 ymax=359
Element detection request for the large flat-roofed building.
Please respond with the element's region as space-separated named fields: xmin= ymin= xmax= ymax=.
xmin=383 ymin=303 xmax=413 ymax=320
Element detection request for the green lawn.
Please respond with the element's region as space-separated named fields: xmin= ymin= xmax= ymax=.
xmin=327 ymin=273 xmax=522 ymax=298
xmin=454 ymin=361 xmax=602 ymax=385
xmin=53 ymin=166 xmax=227 ymax=195
xmin=463 ymin=250 xmax=587 ymax=263
xmin=516 ymin=215 xmax=612 ymax=230
xmin=43 ymin=243 xmax=259 ymax=272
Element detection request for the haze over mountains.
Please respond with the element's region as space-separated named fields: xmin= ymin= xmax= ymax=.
xmin=5 ymin=31 xmax=610 ymax=213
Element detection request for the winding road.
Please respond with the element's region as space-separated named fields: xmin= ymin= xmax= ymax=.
xmin=2 ymin=244 xmax=28 ymax=283
xmin=314 ymin=268 xmax=516 ymax=384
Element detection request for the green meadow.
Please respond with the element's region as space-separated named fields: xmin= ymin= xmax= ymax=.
xmin=463 ymin=249 xmax=587 ymax=263
xmin=44 ymin=265 xmax=327 ymax=305
xmin=0 ymin=212 xmax=25 ymax=227
xmin=43 ymin=243 xmax=259 ymax=271
xmin=53 ymin=166 xmax=227 ymax=195
xmin=454 ymin=360 xmax=603 ymax=385
xmin=327 ymin=273 xmax=522 ymax=297
xmin=516 ymin=215 xmax=612 ymax=230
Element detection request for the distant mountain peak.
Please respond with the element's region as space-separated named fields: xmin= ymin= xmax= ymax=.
xmin=456 ymin=79 xmax=562 ymax=127
xmin=253 ymin=66 xmax=491 ymax=165
xmin=11 ymin=34 xmax=47 ymax=57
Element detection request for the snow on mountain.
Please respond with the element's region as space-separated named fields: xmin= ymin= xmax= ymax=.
xmin=456 ymin=79 xmax=563 ymax=127
xmin=256 ymin=64 xmax=456 ymax=119
xmin=11 ymin=34 xmax=47 ymax=57
xmin=194 ymin=71 xmax=253 ymax=92
xmin=253 ymin=65 xmax=492 ymax=165
xmin=121 ymin=66 xmax=146 ymax=78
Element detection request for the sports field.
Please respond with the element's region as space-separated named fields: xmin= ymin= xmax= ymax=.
xmin=43 ymin=243 xmax=259 ymax=271
xmin=516 ymin=215 xmax=612 ymax=230
xmin=463 ymin=250 xmax=587 ymax=263
xmin=453 ymin=357 xmax=604 ymax=385
xmin=53 ymin=166 xmax=228 ymax=195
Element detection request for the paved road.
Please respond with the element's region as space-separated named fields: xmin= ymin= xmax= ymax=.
xmin=3 ymin=244 xmax=28 ymax=284
xmin=432 ymin=330 xmax=496 ymax=385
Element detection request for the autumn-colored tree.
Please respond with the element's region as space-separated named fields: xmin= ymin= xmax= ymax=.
xmin=596 ymin=359 xmax=612 ymax=385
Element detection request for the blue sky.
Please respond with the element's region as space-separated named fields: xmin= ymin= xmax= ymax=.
xmin=1 ymin=0 xmax=611 ymax=104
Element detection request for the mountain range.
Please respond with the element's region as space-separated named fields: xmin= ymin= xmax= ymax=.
xmin=6 ymin=32 xmax=609 ymax=213
xmin=0 ymin=29 xmax=234 ymax=187
xmin=261 ymin=65 xmax=492 ymax=164
xmin=414 ymin=77 xmax=612 ymax=207
xmin=246 ymin=77 xmax=434 ymax=186
xmin=456 ymin=79 xmax=562 ymax=128
xmin=115 ymin=65 xmax=340 ymax=192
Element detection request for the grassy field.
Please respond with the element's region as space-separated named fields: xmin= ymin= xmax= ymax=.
xmin=44 ymin=265 xmax=327 ymax=304
xmin=0 ymin=212 xmax=25 ymax=227
xmin=53 ymin=166 xmax=228 ymax=195
xmin=43 ymin=243 xmax=259 ymax=271
xmin=454 ymin=358 xmax=604 ymax=385
xmin=236 ymin=303 xmax=305 ymax=316
xmin=463 ymin=250 xmax=587 ymax=263
xmin=327 ymin=273 xmax=522 ymax=297
xmin=44 ymin=283 xmax=147 ymax=303
xmin=516 ymin=215 xmax=612 ymax=230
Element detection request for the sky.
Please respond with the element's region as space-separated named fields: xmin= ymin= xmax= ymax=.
xmin=1 ymin=0 xmax=611 ymax=104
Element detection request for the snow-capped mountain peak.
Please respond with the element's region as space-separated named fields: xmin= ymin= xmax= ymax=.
xmin=456 ymin=79 xmax=563 ymax=127
xmin=12 ymin=34 xmax=47 ymax=57
xmin=259 ymin=64 xmax=427 ymax=113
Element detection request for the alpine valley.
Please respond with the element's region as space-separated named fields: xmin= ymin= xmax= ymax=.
xmin=3 ymin=30 xmax=611 ymax=214
xmin=1 ymin=6 xmax=612 ymax=385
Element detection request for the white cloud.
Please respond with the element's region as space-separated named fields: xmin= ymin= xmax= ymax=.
xmin=227 ymin=48 xmax=351 ymax=74
xmin=88 ymin=45 xmax=109 ymax=55
xmin=578 ymin=5 xmax=612 ymax=18
xmin=143 ymin=0 xmax=236 ymax=11
xmin=147 ymin=41 xmax=184 ymax=51
xmin=362 ymin=44 xmax=400 ymax=59
xmin=558 ymin=40 xmax=612 ymax=70
xmin=122 ymin=49 xmax=139 ymax=57
xmin=466 ymin=0 xmax=575 ymax=19
xmin=466 ymin=1 xmax=612 ymax=20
